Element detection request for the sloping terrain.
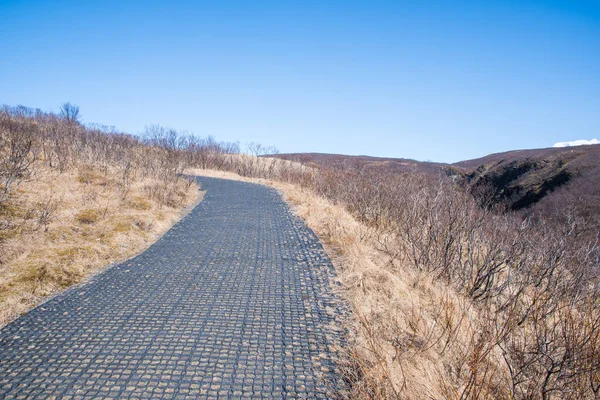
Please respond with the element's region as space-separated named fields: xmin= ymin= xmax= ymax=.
xmin=275 ymin=152 xmax=452 ymax=175
xmin=0 ymin=107 xmax=200 ymax=326
xmin=453 ymin=145 xmax=600 ymax=170
xmin=277 ymin=146 xmax=600 ymax=224
xmin=453 ymin=145 xmax=600 ymax=234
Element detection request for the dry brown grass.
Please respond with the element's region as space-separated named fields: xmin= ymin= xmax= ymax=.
xmin=277 ymin=193 xmax=487 ymax=398
xmin=0 ymin=165 xmax=201 ymax=327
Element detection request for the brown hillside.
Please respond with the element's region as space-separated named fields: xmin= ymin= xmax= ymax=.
xmin=453 ymin=145 xmax=600 ymax=231
xmin=274 ymin=152 xmax=454 ymax=175
xmin=276 ymin=146 xmax=600 ymax=228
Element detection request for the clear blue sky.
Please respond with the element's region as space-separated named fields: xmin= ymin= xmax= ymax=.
xmin=1 ymin=0 xmax=599 ymax=162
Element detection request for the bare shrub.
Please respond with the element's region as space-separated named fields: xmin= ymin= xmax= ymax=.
xmin=0 ymin=109 xmax=39 ymax=208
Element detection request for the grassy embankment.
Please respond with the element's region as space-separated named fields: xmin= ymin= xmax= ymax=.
xmin=190 ymin=157 xmax=600 ymax=400
xmin=0 ymin=107 xmax=200 ymax=326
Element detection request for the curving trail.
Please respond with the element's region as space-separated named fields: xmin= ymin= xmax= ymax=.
xmin=0 ymin=177 xmax=346 ymax=399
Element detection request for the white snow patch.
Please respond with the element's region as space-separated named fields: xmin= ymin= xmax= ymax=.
xmin=553 ymin=138 xmax=600 ymax=148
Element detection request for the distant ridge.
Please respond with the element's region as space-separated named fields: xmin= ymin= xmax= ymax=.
xmin=275 ymin=152 xmax=453 ymax=175
xmin=275 ymin=144 xmax=600 ymax=224
xmin=453 ymin=144 xmax=600 ymax=217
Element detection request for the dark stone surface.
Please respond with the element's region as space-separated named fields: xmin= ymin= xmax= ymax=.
xmin=0 ymin=177 xmax=346 ymax=399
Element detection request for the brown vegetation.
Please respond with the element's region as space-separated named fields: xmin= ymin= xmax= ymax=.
xmin=190 ymin=153 xmax=600 ymax=399
xmin=279 ymin=147 xmax=600 ymax=240
xmin=0 ymin=105 xmax=200 ymax=326
xmin=276 ymin=152 xmax=451 ymax=175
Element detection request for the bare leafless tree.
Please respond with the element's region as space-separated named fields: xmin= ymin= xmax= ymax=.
xmin=60 ymin=102 xmax=80 ymax=123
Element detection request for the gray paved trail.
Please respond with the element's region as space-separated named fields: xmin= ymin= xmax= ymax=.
xmin=0 ymin=177 xmax=346 ymax=399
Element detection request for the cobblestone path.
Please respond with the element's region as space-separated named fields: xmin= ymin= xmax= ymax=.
xmin=0 ymin=177 xmax=346 ymax=399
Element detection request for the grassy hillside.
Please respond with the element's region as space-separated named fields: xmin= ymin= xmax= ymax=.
xmin=269 ymin=148 xmax=600 ymax=398
xmin=0 ymin=106 xmax=201 ymax=325
xmin=195 ymin=155 xmax=600 ymax=398
xmin=277 ymin=147 xmax=600 ymax=236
